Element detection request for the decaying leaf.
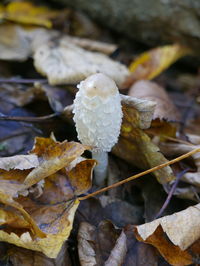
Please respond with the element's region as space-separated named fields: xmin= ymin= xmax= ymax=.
xmin=113 ymin=100 xmax=175 ymax=184
xmin=0 ymin=154 xmax=38 ymax=171
xmin=24 ymin=137 xmax=90 ymax=187
xmin=135 ymin=204 xmax=200 ymax=265
xmin=104 ymin=231 xmax=127 ymax=266
xmin=64 ymin=36 xmax=117 ymax=55
xmin=9 ymin=244 xmax=72 ymax=266
xmin=0 ymin=23 xmax=54 ymax=61
xmin=78 ymin=221 xmax=121 ymax=266
xmin=124 ymin=44 xmax=191 ymax=88
xmin=34 ymin=38 xmax=129 ymax=87
xmin=129 ymin=80 xmax=180 ymax=121
xmin=0 ymin=1 xmax=60 ymax=28
xmin=0 ymin=136 xmax=95 ymax=258
xmin=159 ymin=138 xmax=200 ymax=187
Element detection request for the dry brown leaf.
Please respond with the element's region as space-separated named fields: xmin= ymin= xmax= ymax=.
xmin=104 ymin=231 xmax=127 ymax=266
xmin=9 ymin=244 xmax=71 ymax=266
xmin=78 ymin=221 xmax=121 ymax=266
xmin=67 ymin=159 xmax=97 ymax=195
xmin=113 ymin=102 xmax=175 ymax=184
xmin=129 ymin=80 xmax=180 ymax=121
xmin=34 ymin=38 xmax=129 ymax=87
xmin=124 ymin=44 xmax=191 ymax=88
xmin=120 ymin=94 xmax=156 ymax=129
xmin=0 ymin=137 xmax=95 ymax=258
xmin=24 ymin=137 xmax=90 ymax=187
xmin=0 ymin=1 xmax=60 ymax=28
xmin=0 ymin=191 xmax=46 ymax=238
xmin=135 ymin=204 xmax=200 ymax=265
xmin=159 ymin=139 xmax=200 ymax=187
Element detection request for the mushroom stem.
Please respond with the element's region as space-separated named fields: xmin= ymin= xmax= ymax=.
xmin=92 ymin=150 xmax=108 ymax=186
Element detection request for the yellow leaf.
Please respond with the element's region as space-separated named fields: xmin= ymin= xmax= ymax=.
xmin=124 ymin=44 xmax=191 ymax=87
xmin=0 ymin=137 xmax=95 ymax=258
xmin=0 ymin=1 xmax=59 ymax=28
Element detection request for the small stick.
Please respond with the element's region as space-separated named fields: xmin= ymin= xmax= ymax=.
xmin=0 ymin=78 xmax=47 ymax=84
xmin=154 ymin=168 xmax=189 ymax=220
xmin=0 ymin=113 xmax=58 ymax=123
xmin=78 ymin=147 xmax=200 ymax=201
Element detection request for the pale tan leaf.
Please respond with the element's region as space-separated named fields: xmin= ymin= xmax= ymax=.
xmin=0 ymin=154 xmax=39 ymax=171
xmin=34 ymin=39 xmax=129 ymax=87
xmin=0 ymin=24 xmax=53 ymax=61
xmin=129 ymin=80 xmax=180 ymax=121
xmin=63 ymin=36 xmax=117 ymax=54
xmin=120 ymin=94 xmax=156 ymax=129
xmin=104 ymin=231 xmax=127 ymax=266
xmin=135 ymin=204 xmax=200 ymax=265
xmin=78 ymin=222 xmax=97 ymax=266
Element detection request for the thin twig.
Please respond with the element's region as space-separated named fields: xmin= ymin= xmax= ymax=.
xmin=0 ymin=78 xmax=47 ymax=84
xmin=161 ymin=136 xmax=194 ymax=146
xmin=154 ymin=168 xmax=189 ymax=220
xmin=0 ymin=113 xmax=59 ymax=123
xmin=78 ymin=148 xmax=200 ymax=201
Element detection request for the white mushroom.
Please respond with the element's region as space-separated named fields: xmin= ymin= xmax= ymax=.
xmin=73 ymin=73 xmax=123 ymax=185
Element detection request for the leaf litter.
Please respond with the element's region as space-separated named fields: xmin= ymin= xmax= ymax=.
xmin=0 ymin=1 xmax=199 ymax=265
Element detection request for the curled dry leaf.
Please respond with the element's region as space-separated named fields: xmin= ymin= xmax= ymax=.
xmin=113 ymin=99 xmax=175 ymax=184
xmin=135 ymin=203 xmax=200 ymax=265
xmin=0 ymin=136 xmax=95 ymax=258
xmin=104 ymin=230 xmax=127 ymax=266
xmin=129 ymin=80 xmax=180 ymax=121
xmin=0 ymin=1 xmax=60 ymax=28
xmin=24 ymin=137 xmax=90 ymax=187
xmin=34 ymin=38 xmax=129 ymax=87
xmin=123 ymin=44 xmax=191 ymax=88
xmin=78 ymin=220 xmax=121 ymax=266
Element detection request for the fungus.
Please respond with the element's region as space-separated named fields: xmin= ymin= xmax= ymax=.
xmin=73 ymin=73 xmax=123 ymax=185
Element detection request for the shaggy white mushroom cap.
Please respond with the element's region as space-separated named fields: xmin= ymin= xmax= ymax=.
xmin=73 ymin=73 xmax=123 ymax=152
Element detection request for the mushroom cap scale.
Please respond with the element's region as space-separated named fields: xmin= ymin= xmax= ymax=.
xmin=73 ymin=73 xmax=123 ymax=152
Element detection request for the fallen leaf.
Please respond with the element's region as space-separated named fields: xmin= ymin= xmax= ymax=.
xmin=135 ymin=203 xmax=200 ymax=265
xmin=0 ymin=1 xmax=60 ymax=28
xmin=0 ymin=23 xmax=55 ymax=61
xmin=0 ymin=83 xmax=36 ymax=106
xmin=67 ymin=159 xmax=97 ymax=195
xmin=78 ymin=220 xmax=120 ymax=266
xmin=124 ymin=44 xmax=191 ymax=88
xmin=104 ymin=230 xmax=127 ymax=266
xmin=113 ymin=103 xmax=175 ymax=184
xmin=0 ymin=137 xmax=95 ymax=258
xmin=34 ymin=38 xmax=129 ymax=87
xmin=159 ymin=139 xmax=200 ymax=189
xmin=9 ymin=244 xmax=72 ymax=266
xmin=0 ymin=191 xmax=45 ymax=238
xmin=63 ymin=36 xmax=117 ymax=55
xmin=129 ymin=80 xmax=180 ymax=121
xmin=24 ymin=137 xmax=90 ymax=187
xmin=0 ymin=154 xmax=38 ymax=171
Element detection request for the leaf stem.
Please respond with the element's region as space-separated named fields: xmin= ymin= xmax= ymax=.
xmin=78 ymin=147 xmax=200 ymax=201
